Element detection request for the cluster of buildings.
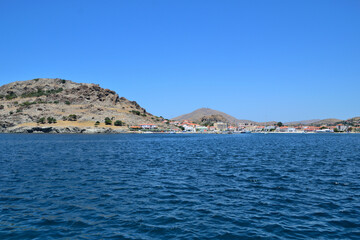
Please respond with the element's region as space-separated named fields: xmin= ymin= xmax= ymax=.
xmin=130 ymin=124 xmax=158 ymax=130
xmin=167 ymin=120 xmax=360 ymax=133
xmin=128 ymin=119 xmax=360 ymax=133
xmin=168 ymin=120 xmax=245 ymax=133
xmin=251 ymin=124 xmax=358 ymax=133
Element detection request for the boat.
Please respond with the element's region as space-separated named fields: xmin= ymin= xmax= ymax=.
xmin=241 ymin=130 xmax=251 ymax=134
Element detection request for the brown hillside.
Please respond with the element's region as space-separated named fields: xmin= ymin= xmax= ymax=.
xmin=172 ymin=108 xmax=254 ymax=124
xmin=0 ymin=78 xmax=165 ymax=131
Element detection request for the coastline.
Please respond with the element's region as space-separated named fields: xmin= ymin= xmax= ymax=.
xmin=1 ymin=125 xmax=358 ymax=134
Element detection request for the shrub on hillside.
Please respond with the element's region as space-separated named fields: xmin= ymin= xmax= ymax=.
xmin=130 ymin=110 xmax=141 ymax=115
xmin=105 ymin=117 xmax=112 ymax=125
xmin=21 ymin=88 xmax=63 ymax=98
xmin=114 ymin=120 xmax=125 ymax=126
xmin=37 ymin=117 xmax=46 ymax=124
xmin=5 ymin=92 xmax=17 ymax=100
xmin=47 ymin=117 xmax=57 ymax=124
xmin=68 ymin=114 xmax=77 ymax=121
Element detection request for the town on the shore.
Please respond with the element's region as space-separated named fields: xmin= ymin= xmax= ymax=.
xmin=129 ymin=120 xmax=360 ymax=133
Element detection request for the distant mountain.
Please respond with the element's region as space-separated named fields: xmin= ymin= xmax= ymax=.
xmin=172 ymin=108 xmax=254 ymax=124
xmin=285 ymin=119 xmax=321 ymax=126
xmin=284 ymin=117 xmax=360 ymax=127
xmin=256 ymin=121 xmax=277 ymax=126
xmin=309 ymin=118 xmax=342 ymax=126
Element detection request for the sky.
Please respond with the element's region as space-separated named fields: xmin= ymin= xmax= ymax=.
xmin=0 ymin=0 xmax=359 ymax=122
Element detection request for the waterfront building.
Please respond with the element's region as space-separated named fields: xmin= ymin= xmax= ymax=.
xmin=214 ymin=122 xmax=227 ymax=131
xmin=140 ymin=124 xmax=158 ymax=129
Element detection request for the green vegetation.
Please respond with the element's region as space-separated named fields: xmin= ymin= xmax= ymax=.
xmin=16 ymin=108 xmax=23 ymax=113
xmin=9 ymin=111 xmax=13 ymax=115
xmin=202 ymin=122 xmax=214 ymax=127
xmin=62 ymin=114 xmax=77 ymax=121
xmin=20 ymin=88 xmax=63 ymax=98
xmin=68 ymin=114 xmax=77 ymax=121
xmin=20 ymin=101 xmax=36 ymax=107
xmin=53 ymin=101 xmax=59 ymax=104
xmin=276 ymin=122 xmax=283 ymax=127
xmin=17 ymin=100 xmax=56 ymax=107
xmin=47 ymin=117 xmax=57 ymax=124
xmin=36 ymin=116 xmax=57 ymax=124
xmin=61 ymin=79 xmax=66 ymax=84
xmin=114 ymin=120 xmax=125 ymax=126
xmin=5 ymin=92 xmax=17 ymax=100
xmin=130 ymin=110 xmax=141 ymax=115
xmin=0 ymin=105 xmax=4 ymax=110
xmin=95 ymin=121 xmax=100 ymax=126
xmin=334 ymin=128 xmax=339 ymax=132
xmin=65 ymin=100 xmax=71 ymax=105
xmin=105 ymin=117 xmax=112 ymax=125
xmin=33 ymin=78 xmax=40 ymax=82
xmin=37 ymin=117 xmax=46 ymax=124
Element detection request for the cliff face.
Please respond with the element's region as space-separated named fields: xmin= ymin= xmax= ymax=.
xmin=0 ymin=78 xmax=161 ymax=132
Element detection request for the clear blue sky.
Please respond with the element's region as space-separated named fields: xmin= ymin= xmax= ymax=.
xmin=1 ymin=0 xmax=359 ymax=122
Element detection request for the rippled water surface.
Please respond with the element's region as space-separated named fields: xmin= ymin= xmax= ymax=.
xmin=1 ymin=133 xmax=360 ymax=239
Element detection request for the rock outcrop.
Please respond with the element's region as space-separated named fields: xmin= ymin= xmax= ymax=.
xmin=200 ymin=114 xmax=228 ymax=125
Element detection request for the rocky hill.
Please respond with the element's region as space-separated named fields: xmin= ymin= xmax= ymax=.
xmin=309 ymin=118 xmax=343 ymax=126
xmin=172 ymin=108 xmax=254 ymax=124
xmin=200 ymin=114 xmax=228 ymax=125
xmin=344 ymin=117 xmax=360 ymax=126
xmin=0 ymin=78 xmax=166 ymax=133
xmin=285 ymin=119 xmax=321 ymax=126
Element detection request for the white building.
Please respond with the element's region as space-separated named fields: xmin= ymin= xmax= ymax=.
xmin=336 ymin=124 xmax=348 ymax=132
xmin=183 ymin=124 xmax=196 ymax=132
xmin=140 ymin=124 xmax=158 ymax=129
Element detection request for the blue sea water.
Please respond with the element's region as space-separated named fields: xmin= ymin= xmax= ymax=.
xmin=0 ymin=133 xmax=359 ymax=239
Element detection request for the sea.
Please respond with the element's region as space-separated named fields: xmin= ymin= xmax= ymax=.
xmin=0 ymin=133 xmax=359 ymax=239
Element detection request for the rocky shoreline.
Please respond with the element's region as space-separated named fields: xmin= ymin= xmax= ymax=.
xmin=0 ymin=126 xmax=130 ymax=134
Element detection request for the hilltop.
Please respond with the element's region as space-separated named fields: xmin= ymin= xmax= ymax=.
xmin=0 ymin=78 xmax=166 ymax=133
xmin=172 ymin=108 xmax=254 ymax=124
